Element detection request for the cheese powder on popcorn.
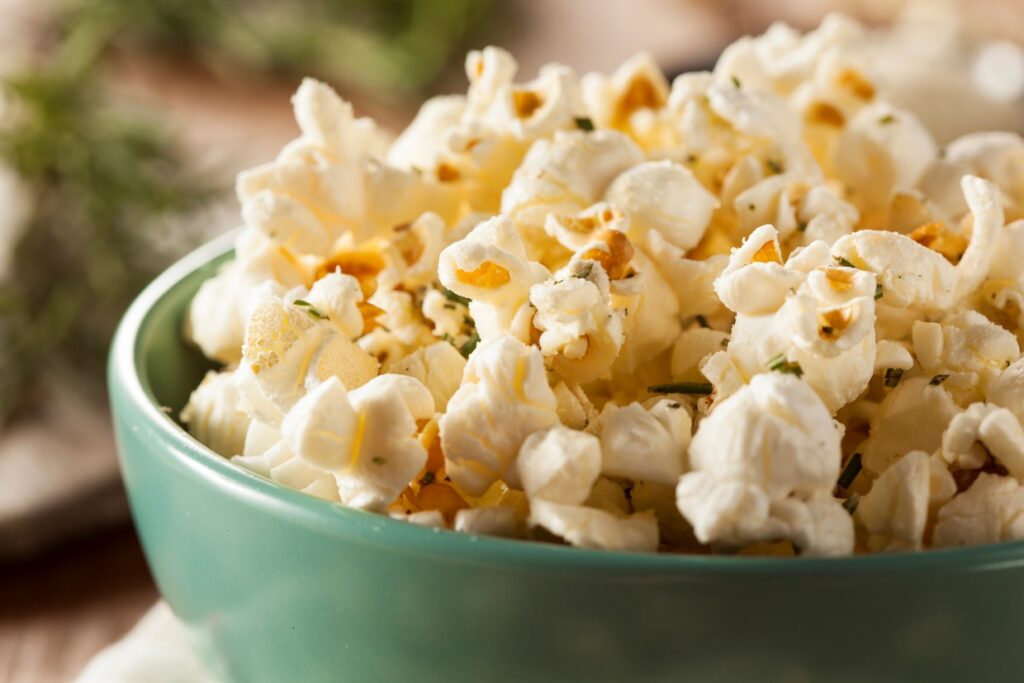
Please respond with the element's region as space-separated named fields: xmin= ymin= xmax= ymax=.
xmin=182 ymin=16 xmax=1024 ymax=556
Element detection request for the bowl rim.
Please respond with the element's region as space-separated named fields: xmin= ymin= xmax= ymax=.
xmin=110 ymin=231 xmax=1024 ymax=576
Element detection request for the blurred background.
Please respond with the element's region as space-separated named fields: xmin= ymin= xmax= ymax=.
xmin=0 ymin=0 xmax=1021 ymax=680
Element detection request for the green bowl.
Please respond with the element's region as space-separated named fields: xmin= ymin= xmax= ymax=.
xmin=109 ymin=233 xmax=1024 ymax=683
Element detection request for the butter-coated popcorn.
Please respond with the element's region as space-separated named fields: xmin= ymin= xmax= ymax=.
xmin=183 ymin=16 xmax=1024 ymax=555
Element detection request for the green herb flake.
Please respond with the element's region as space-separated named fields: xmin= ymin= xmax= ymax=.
xmin=573 ymin=262 xmax=594 ymax=279
xmin=443 ymin=302 xmax=456 ymax=310
xmin=766 ymin=353 xmax=804 ymax=377
xmin=835 ymin=256 xmax=856 ymax=269
xmin=731 ymin=75 xmax=742 ymax=89
xmin=766 ymin=159 xmax=784 ymax=174
xmin=874 ymin=284 xmax=884 ymax=300
xmin=459 ymin=332 xmax=481 ymax=358
xmin=820 ymin=325 xmax=834 ymax=336
xmin=574 ymin=117 xmax=595 ymax=132
xmin=372 ymin=456 xmax=386 ymax=465
xmin=648 ymin=382 xmax=713 ymax=396
xmin=293 ymin=299 xmax=327 ymax=320
xmin=879 ymin=114 xmax=896 ymax=125
xmin=930 ymin=374 xmax=951 ymax=386
xmin=842 ymin=492 xmax=860 ymax=515
xmin=442 ymin=288 xmax=471 ymax=306
xmin=695 ymin=314 xmax=710 ymax=329
xmin=797 ymin=221 xmax=808 ymax=233
xmin=419 ymin=471 xmax=436 ymax=486
xmin=837 ymin=452 xmax=863 ymax=490
xmin=883 ymin=368 xmax=903 ymax=388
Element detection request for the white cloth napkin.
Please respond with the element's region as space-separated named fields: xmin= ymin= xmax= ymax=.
xmin=74 ymin=602 xmax=215 ymax=683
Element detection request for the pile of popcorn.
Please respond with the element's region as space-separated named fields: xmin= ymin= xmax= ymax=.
xmin=182 ymin=15 xmax=1024 ymax=557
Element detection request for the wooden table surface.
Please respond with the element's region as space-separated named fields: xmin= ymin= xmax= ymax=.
xmin=0 ymin=525 xmax=158 ymax=683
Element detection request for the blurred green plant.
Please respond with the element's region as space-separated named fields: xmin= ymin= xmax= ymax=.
xmin=0 ymin=17 xmax=217 ymax=425
xmin=70 ymin=0 xmax=498 ymax=101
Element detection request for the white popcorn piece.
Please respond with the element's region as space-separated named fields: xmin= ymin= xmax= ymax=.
xmin=830 ymin=175 xmax=1003 ymax=310
xmin=388 ymin=341 xmax=467 ymax=411
xmin=671 ymin=327 xmax=732 ymax=381
xmin=942 ymin=403 xmax=1024 ymax=479
xmin=612 ymin=250 xmax=683 ymax=374
xmin=438 ymin=215 xmax=549 ymax=342
xmin=382 ymin=212 xmax=447 ymax=290
xmin=529 ymin=499 xmax=659 ymax=552
xmin=517 ymin=426 xmax=602 ymax=505
xmin=642 ymin=231 xmax=727 ymax=319
xmin=582 ymin=52 xmax=669 ymax=133
xmin=440 ymin=336 xmax=559 ymax=495
xmin=181 ymin=370 xmax=252 ymax=458
xmin=453 ymin=506 xmax=522 ymax=537
xmin=239 ymin=294 xmax=379 ymax=423
xmin=281 ymin=374 xmax=434 ymax=511
xmin=874 ymin=340 xmax=914 ymax=371
xmin=604 ymin=160 xmax=718 ymax=251
xmin=833 ymin=102 xmax=937 ymax=211
xmin=552 ymin=382 xmax=596 ymax=430
xmin=856 ymin=451 xmax=953 ymax=551
xmin=860 ymin=377 xmax=962 ymax=475
xmin=912 ymin=311 xmax=1020 ymax=401
xmin=989 ymin=358 xmax=1024 ymax=424
xmin=676 ymin=373 xmax=852 ymax=555
xmin=933 ymin=474 xmax=1024 ymax=547
xmin=492 ymin=64 xmax=585 ymax=141
xmin=387 ymin=95 xmax=466 ymax=171
xmin=589 ymin=398 xmax=692 ymax=486
xmin=305 ymin=271 xmax=364 ymax=339
xmin=187 ymin=229 xmax=310 ymax=364
xmin=529 ymin=264 xmax=623 ymax=384
xmin=421 ymin=289 xmax=469 ymax=342
xmin=714 ymin=225 xmax=802 ymax=315
xmin=501 ymin=130 xmax=644 ymax=232
xmin=543 ymin=203 xmax=629 ymax=252
xmin=392 ymin=510 xmax=447 ymax=528
xmin=232 ymin=422 xmax=338 ymax=502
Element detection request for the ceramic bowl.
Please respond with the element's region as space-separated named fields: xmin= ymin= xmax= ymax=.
xmin=109 ymin=233 xmax=1024 ymax=683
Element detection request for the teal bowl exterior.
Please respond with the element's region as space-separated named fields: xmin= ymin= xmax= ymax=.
xmin=110 ymin=233 xmax=1024 ymax=683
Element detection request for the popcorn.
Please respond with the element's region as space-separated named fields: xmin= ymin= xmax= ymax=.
xmin=529 ymin=262 xmax=623 ymax=383
xmin=239 ymin=294 xmax=379 ymax=423
xmin=439 ymin=336 xmax=558 ymax=495
xmin=389 ymin=341 xmax=467 ymax=411
xmin=604 ymin=160 xmax=718 ymax=251
xmin=181 ymin=370 xmax=252 ymax=458
xmin=529 ymin=499 xmax=659 ymax=552
xmin=517 ymin=426 xmax=601 ymax=505
xmin=913 ymin=311 xmax=1020 ymax=402
xmin=281 ymin=374 xmax=434 ymax=511
xmin=860 ymin=377 xmax=962 ymax=475
xmin=182 ymin=20 xmax=1024 ymax=556
xmin=833 ymin=103 xmax=936 ymax=213
xmin=856 ymin=451 xmax=955 ymax=552
xmin=438 ymin=215 xmax=549 ymax=343
xmin=305 ymin=271 xmax=365 ymax=338
xmin=453 ymin=506 xmax=522 ymax=537
xmin=941 ymin=403 xmax=1024 ymax=478
xmin=933 ymin=474 xmax=1024 ymax=547
xmin=676 ymin=373 xmax=853 ymax=556
xmin=830 ymin=175 xmax=1003 ymax=311
xmin=589 ymin=398 xmax=691 ymax=486
xmin=500 ymin=129 xmax=643 ymax=237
